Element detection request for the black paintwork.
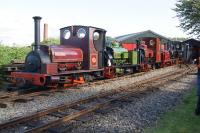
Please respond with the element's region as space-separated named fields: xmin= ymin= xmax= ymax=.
xmin=25 ymin=45 xmax=51 ymax=73
xmin=32 ymin=16 xmax=42 ymax=51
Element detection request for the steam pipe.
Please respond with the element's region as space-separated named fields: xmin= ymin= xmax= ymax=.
xmin=33 ymin=16 xmax=42 ymax=51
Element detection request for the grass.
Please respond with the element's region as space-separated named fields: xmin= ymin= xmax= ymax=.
xmin=145 ymin=88 xmax=200 ymax=133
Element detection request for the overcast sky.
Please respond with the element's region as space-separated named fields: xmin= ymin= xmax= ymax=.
xmin=0 ymin=0 xmax=187 ymax=46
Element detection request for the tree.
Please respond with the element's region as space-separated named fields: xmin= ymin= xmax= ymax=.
xmin=174 ymin=0 xmax=200 ymax=38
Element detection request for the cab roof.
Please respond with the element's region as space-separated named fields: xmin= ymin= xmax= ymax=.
xmin=60 ymin=25 xmax=106 ymax=32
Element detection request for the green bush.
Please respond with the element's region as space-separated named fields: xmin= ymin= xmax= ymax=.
xmin=42 ymin=38 xmax=60 ymax=45
xmin=0 ymin=38 xmax=60 ymax=66
xmin=0 ymin=45 xmax=31 ymax=66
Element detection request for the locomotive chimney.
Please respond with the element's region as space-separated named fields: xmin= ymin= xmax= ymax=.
xmin=33 ymin=16 xmax=42 ymax=51
xmin=43 ymin=23 xmax=48 ymax=42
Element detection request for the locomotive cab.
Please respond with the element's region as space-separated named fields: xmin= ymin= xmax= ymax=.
xmin=60 ymin=26 xmax=106 ymax=70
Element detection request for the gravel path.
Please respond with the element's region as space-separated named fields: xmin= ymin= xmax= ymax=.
xmin=0 ymin=66 xmax=188 ymax=123
xmin=70 ymin=72 xmax=197 ymax=133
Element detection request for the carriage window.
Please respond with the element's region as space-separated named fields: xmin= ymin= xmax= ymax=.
xmin=93 ymin=32 xmax=100 ymax=41
xmin=63 ymin=30 xmax=71 ymax=39
xmin=77 ymin=28 xmax=86 ymax=39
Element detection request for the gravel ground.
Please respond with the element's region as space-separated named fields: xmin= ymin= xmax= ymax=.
xmin=70 ymin=72 xmax=197 ymax=133
xmin=0 ymin=66 xmax=189 ymax=123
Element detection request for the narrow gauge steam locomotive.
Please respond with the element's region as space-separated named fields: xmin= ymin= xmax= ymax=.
xmin=10 ymin=16 xmax=175 ymax=89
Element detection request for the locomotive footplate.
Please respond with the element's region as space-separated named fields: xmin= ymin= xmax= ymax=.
xmin=10 ymin=69 xmax=104 ymax=87
xmin=11 ymin=72 xmax=48 ymax=86
xmin=52 ymin=68 xmax=104 ymax=76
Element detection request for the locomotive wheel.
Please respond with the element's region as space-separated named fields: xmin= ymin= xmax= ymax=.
xmin=83 ymin=74 xmax=94 ymax=82
xmin=152 ymin=64 xmax=156 ymax=70
xmin=15 ymin=78 xmax=31 ymax=89
xmin=6 ymin=84 xmax=16 ymax=91
xmin=47 ymin=83 xmax=58 ymax=89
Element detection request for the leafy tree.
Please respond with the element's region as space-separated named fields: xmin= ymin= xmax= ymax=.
xmin=174 ymin=0 xmax=200 ymax=38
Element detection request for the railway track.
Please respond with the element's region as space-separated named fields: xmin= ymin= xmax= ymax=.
xmin=0 ymin=65 xmax=180 ymax=107
xmin=0 ymin=66 xmax=195 ymax=133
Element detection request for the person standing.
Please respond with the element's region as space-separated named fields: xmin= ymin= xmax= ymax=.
xmin=195 ymin=53 xmax=200 ymax=115
xmin=196 ymin=67 xmax=200 ymax=115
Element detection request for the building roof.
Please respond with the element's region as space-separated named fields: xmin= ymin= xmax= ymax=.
xmin=115 ymin=30 xmax=172 ymax=44
xmin=182 ymin=39 xmax=200 ymax=47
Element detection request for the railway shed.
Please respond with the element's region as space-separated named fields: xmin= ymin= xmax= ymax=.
xmin=181 ymin=39 xmax=200 ymax=63
xmin=115 ymin=30 xmax=175 ymax=50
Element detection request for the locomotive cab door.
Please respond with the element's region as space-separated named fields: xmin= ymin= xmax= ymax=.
xmin=92 ymin=30 xmax=106 ymax=68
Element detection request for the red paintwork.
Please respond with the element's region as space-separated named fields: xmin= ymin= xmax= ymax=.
xmin=63 ymin=76 xmax=85 ymax=87
xmin=50 ymin=45 xmax=83 ymax=63
xmin=58 ymin=63 xmax=81 ymax=70
xmin=104 ymin=67 xmax=115 ymax=78
xmin=91 ymin=54 xmax=98 ymax=67
xmin=147 ymin=49 xmax=154 ymax=58
xmin=51 ymin=68 xmax=104 ymax=76
xmin=162 ymin=50 xmax=171 ymax=63
xmin=140 ymin=43 xmax=154 ymax=58
xmin=141 ymin=38 xmax=161 ymax=62
xmin=11 ymin=72 xmax=47 ymax=86
xmin=155 ymin=38 xmax=161 ymax=62
xmin=122 ymin=43 xmax=137 ymax=51
xmin=42 ymin=63 xmax=58 ymax=74
xmin=160 ymin=50 xmax=173 ymax=67
xmin=89 ymin=28 xmax=98 ymax=69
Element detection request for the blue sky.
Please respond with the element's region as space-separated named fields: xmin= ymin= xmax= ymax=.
xmin=0 ymin=0 xmax=187 ymax=46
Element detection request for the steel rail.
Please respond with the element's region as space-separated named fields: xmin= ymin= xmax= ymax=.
xmin=0 ymin=66 xmax=180 ymax=104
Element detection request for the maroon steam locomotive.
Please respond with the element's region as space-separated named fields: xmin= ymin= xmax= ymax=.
xmin=10 ymin=16 xmax=175 ymax=89
xmin=11 ymin=16 xmax=110 ymax=88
